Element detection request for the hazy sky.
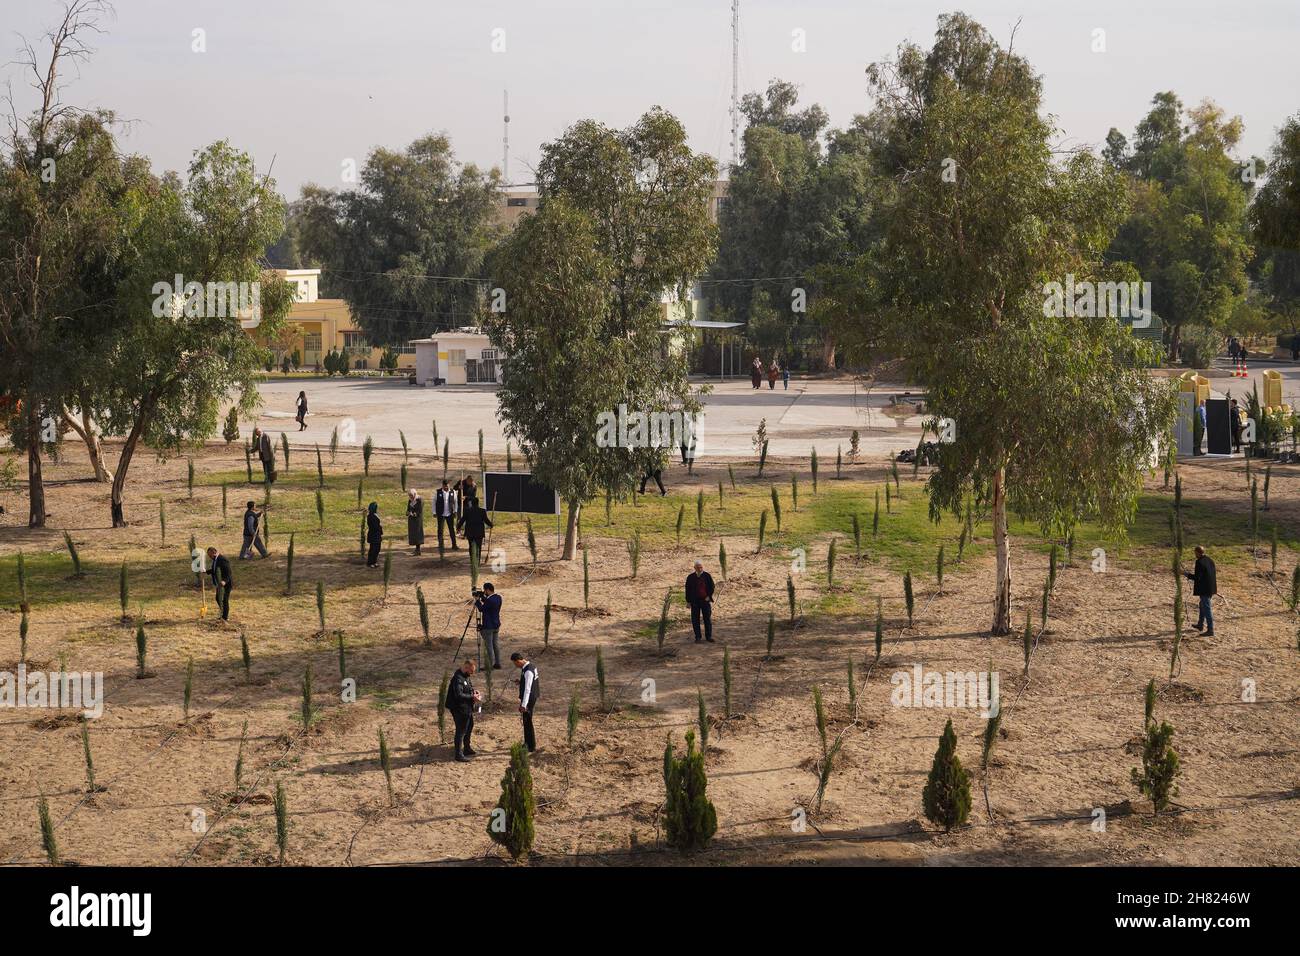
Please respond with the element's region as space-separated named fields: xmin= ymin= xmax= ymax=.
xmin=5 ymin=0 xmax=1298 ymax=196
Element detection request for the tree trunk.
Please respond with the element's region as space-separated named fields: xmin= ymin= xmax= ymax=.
xmin=110 ymin=426 xmax=145 ymax=528
xmin=820 ymin=330 xmax=837 ymax=371
xmin=991 ymin=465 xmax=1011 ymax=635
xmin=561 ymin=499 xmax=581 ymax=561
xmin=62 ymin=407 xmax=112 ymax=483
xmin=26 ymin=407 xmax=45 ymax=528
xmin=1167 ymin=322 xmax=1181 ymax=365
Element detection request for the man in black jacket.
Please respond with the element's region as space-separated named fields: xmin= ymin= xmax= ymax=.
xmin=457 ymin=497 xmax=493 ymax=564
xmin=685 ymin=560 xmax=715 ymax=643
xmin=511 ymin=652 xmax=540 ymax=753
xmin=254 ymin=427 xmax=275 ymax=482
xmin=239 ymin=501 xmax=269 ymax=559
xmin=206 ymin=546 xmax=233 ymax=621
xmin=1183 ymin=545 xmax=1217 ymax=636
xmin=446 ymin=658 xmax=481 ymax=762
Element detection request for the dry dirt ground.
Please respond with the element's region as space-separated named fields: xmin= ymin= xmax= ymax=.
xmin=0 ymin=442 xmax=1297 ymax=867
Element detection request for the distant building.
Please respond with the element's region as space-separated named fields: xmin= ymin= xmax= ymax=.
xmin=244 ymin=269 xmax=415 ymax=372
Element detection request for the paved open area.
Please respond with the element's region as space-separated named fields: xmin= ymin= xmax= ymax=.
xmin=248 ymin=359 xmax=1300 ymax=463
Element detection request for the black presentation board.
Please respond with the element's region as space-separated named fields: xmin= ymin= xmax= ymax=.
xmin=481 ymin=472 xmax=560 ymax=515
xmin=1205 ymin=398 xmax=1233 ymax=455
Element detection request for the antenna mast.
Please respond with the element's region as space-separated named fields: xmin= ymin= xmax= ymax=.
xmin=730 ymin=0 xmax=739 ymax=168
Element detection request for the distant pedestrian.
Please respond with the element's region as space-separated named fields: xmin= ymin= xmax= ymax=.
xmin=750 ymin=358 xmax=762 ymax=389
xmin=366 ymin=501 xmax=383 ymax=568
xmin=239 ymin=501 xmax=269 ymax=559
xmin=767 ymin=360 xmax=779 ymax=390
xmin=295 ymin=391 xmax=308 ymax=431
xmin=435 ymin=479 xmax=459 ymax=550
xmin=1183 ymin=545 xmax=1217 ymax=636
xmin=206 ymin=546 xmax=233 ymax=621
xmin=406 ymin=489 xmax=425 ymax=555
xmin=685 ymin=560 xmax=715 ymax=643
xmin=1229 ymin=399 xmax=1243 ymax=453
xmin=782 ymin=365 xmax=789 ymax=390
xmin=1197 ymin=400 xmax=1207 ymax=455
xmin=511 ymin=652 xmax=539 ymax=753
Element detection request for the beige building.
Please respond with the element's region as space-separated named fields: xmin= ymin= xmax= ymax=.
xmin=409 ymin=331 xmax=501 ymax=385
xmin=246 ymin=269 xmax=415 ymax=372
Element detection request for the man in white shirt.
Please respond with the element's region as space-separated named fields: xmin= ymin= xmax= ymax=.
xmin=511 ymin=652 xmax=539 ymax=753
xmin=434 ymin=479 xmax=459 ymax=551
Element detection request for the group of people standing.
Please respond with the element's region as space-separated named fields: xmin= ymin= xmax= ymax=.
xmin=369 ymin=475 xmax=492 ymax=567
xmin=750 ymin=356 xmax=788 ymax=390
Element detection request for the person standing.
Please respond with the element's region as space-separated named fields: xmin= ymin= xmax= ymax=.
xmin=1183 ymin=545 xmax=1217 ymax=636
xmin=446 ymin=658 xmax=481 ymax=762
xmin=750 ymin=358 xmax=762 ymax=389
xmin=239 ymin=501 xmax=269 ymax=559
xmin=206 ymin=546 xmax=233 ymax=621
xmin=1229 ymin=399 xmax=1243 ymax=453
xmin=435 ymin=479 xmax=459 ymax=550
xmin=406 ymin=489 xmax=425 ymax=555
xmin=457 ymin=496 xmax=493 ymax=563
xmin=455 ymin=474 xmax=478 ymax=514
xmin=685 ymin=560 xmax=715 ymax=643
xmin=1196 ymin=400 xmax=1207 ymax=455
xmin=254 ymin=427 xmax=275 ymax=482
xmin=365 ymin=502 xmax=383 ymax=568
xmin=511 ymin=652 xmax=539 ymax=753
xmin=782 ymin=365 xmax=790 ymax=390
xmin=295 ymin=391 xmax=308 ymax=431
xmin=767 ymin=360 xmax=779 ymax=390
xmin=475 ymin=582 xmax=503 ymax=669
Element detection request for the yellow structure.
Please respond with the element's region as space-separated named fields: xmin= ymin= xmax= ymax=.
xmin=1177 ymin=371 xmax=1210 ymax=404
xmin=246 ymin=269 xmax=414 ymax=372
xmin=1262 ymin=369 xmax=1283 ymax=409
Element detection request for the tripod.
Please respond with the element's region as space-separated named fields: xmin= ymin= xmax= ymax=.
xmin=450 ymin=597 xmax=484 ymax=668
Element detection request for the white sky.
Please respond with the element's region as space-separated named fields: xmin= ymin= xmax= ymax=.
xmin=5 ymin=0 xmax=1298 ymax=195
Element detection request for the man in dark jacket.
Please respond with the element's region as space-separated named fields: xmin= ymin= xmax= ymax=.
xmin=457 ymin=497 xmax=493 ymax=562
xmin=206 ymin=546 xmax=233 ymax=621
xmin=365 ymin=502 xmax=383 ymax=568
xmin=240 ymin=501 xmax=269 ymax=559
xmin=446 ymin=658 xmax=481 ymax=762
xmin=511 ymin=652 xmax=540 ymax=753
xmin=254 ymin=427 xmax=275 ymax=482
xmin=475 ymin=582 xmax=503 ymax=668
xmin=434 ymin=479 xmax=459 ymax=550
xmin=1183 ymin=545 xmax=1217 ymax=636
xmin=685 ymin=560 xmax=715 ymax=643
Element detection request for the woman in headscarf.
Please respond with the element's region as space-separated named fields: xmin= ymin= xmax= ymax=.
xmin=406 ymin=488 xmax=425 ymax=555
xmin=295 ymin=391 xmax=308 ymax=431
xmin=366 ymin=502 xmax=383 ymax=568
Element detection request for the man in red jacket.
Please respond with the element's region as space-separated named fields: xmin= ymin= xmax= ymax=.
xmin=685 ymin=560 xmax=715 ymax=644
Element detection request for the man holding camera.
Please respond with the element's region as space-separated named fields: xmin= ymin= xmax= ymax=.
xmin=511 ymin=652 xmax=540 ymax=753
xmin=446 ymin=658 xmax=482 ymax=762
xmin=475 ymin=582 xmax=503 ymax=669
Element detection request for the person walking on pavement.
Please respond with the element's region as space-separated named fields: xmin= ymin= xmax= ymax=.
xmin=511 ymin=652 xmax=540 ymax=753
xmin=1183 ymin=545 xmax=1217 ymax=636
xmin=295 ymin=391 xmax=308 ymax=431
xmin=239 ymin=500 xmax=269 ymax=559
xmin=206 ymin=546 xmax=233 ymax=621
xmin=435 ymin=479 xmax=459 ymax=550
xmin=365 ymin=501 xmax=383 ymax=568
xmin=782 ymin=365 xmax=790 ymax=390
xmin=750 ymin=358 xmax=762 ymax=389
xmin=446 ymin=658 xmax=482 ymax=762
xmin=767 ymin=360 xmax=779 ymax=390
xmin=685 ymin=560 xmax=715 ymax=643
xmin=406 ymin=489 xmax=425 ymax=555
